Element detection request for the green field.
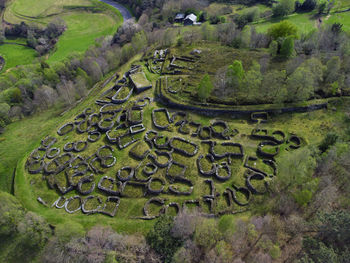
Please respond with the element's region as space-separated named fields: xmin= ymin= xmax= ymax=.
xmin=47 ymin=12 xmax=119 ymax=63
xmin=0 ymin=44 xmax=37 ymax=72
xmin=1 ymin=0 xmax=121 ymax=68
xmin=325 ymin=12 xmax=350 ymax=32
xmin=4 ymin=0 xmax=93 ymax=24
xmin=253 ymin=13 xmax=316 ymax=34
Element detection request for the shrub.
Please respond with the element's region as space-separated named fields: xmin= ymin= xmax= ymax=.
xmin=269 ymin=245 xmax=281 ymax=259
xmin=0 ymin=102 xmax=10 ymax=121
xmin=319 ymin=132 xmax=338 ymax=153
xmin=293 ymin=189 xmax=313 ymax=206
xmin=0 ymin=88 xmax=22 ymax=105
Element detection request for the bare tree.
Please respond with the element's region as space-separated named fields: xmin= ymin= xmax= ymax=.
xmin=33 ymin=85 xmax=58 ymax=110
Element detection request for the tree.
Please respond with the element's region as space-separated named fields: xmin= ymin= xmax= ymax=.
xmin=0 ymin=191 xmax=51 ymax=262
xmin=194 ymin=218 xmax=221 ymax=251
xmin=131 ymin=30 xmax=147 ymax=53
xmin=33 ymin=85 xmax=57 ymax=110
xmin=300 ymin=0 xmax=317 ymax=11
xmin=226 ymin=60 xmax=245 ymax=96
xmin=43 ymin=67 xmax=59 ymax=85
xmin=273 ymin=0 xmax=295 ymax=17
xmin=301 ymin=211 xmax=350 ymax=262
xmin=325 ymin=56 xmax=341 ymax=84
xmin=301 ymin=58 xmax=326 ymax=90
xmin=287 ymin=67 xmax=314 ymax=102
xmin=280 ymin=36 xmax=295 ymax=58
xmin=261 ymin=70 xmax=287 ymax=104
xmin=0 ymin=25 xmax=5 ymax=44
xmin=146 ymin=215 xmax=182 ymax=262
xmin=243 ymin=62 xmax=262 ymax=103
xmin=269 ymin=40 xmax=278 ymax=57
xmin=198 ymin=74 xmax=214 ymax=102
xmin=26 ymin=29 xmax=38 ymax=48
xmin=171 ymin=209 xmax=199 ymax=240
xmin=318 ymin=1 xmax=327 ymax=14
xmin=0 ymin=102 xmax=10 ymax=121
xmin=268 ymin=20 xmax=298 ymax=40
xmin=323 ymin=56 xmax=342 ymax=95
xmin=0 ymin=87 xmax=22 ymax=105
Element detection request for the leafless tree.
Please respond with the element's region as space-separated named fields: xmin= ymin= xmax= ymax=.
xmin=33 ymin=85 xmax=58 ymax=110
xmin=171 ymin=208 xmax=200 ymax=240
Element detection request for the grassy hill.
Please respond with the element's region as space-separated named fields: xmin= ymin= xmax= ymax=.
xmin=1 ymin=43 xmax=348 ymax=236
xmin=0 ymin=0 xmax=121 ymax=71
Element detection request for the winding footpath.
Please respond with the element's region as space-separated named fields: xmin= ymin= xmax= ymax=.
xmin=99 ymin=0 xmax=133 ymax=21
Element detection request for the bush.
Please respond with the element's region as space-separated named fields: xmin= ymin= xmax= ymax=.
xmin=269 ymin=244 xmax=281 ymax=259
xmin=319 ymin=132 xmax=338 ymax=153
xmin=0 ymin=102 xmax=10 ymax=121
xmin=0 ymin=88 xmax=22 ymax=105
xmin=293 ymin=189 xmax=313 ymax=206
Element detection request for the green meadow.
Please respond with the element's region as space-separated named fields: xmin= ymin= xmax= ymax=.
xmin=0 ymin=44 xmax=37 ymax=72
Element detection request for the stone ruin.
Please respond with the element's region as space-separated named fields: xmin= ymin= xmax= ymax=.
xmin=26 ymin=58 xmax=305 ymax=220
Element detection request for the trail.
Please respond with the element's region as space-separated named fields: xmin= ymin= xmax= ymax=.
xmin=98 ymin=0 xmax=133 ymax=21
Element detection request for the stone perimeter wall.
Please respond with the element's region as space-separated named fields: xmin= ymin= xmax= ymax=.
xmin=156 ymin=80 xmax=328 ymax=117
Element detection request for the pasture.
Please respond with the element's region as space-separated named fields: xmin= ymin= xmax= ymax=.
xmin=0 ymin=44 xmax=37 ymax=72
xmin=1 ymin=0 xmax=122 ymax=68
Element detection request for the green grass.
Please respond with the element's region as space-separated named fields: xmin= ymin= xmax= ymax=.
xmin=325 ymin=12 xmax=350 ymax=32
xmin=2 ymin=0 xmax=122 ymax=68
xmin=47 ymin=12 xmax=120 ymax=63
xmin=253 ymin=13 xmax=316 ymax=34
xmin=0 ymin=44 xmax=37 ymax=72
xmin=4 ymin=0 xmax=93 ymax=24
xmin=4 ymin=37 xmax=28 ymax=45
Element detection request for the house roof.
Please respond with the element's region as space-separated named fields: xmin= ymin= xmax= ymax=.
xmin=175 ymin=13 xmax=185 ymax=19
xmin=184 ymin=14 xmax=197 ymax=22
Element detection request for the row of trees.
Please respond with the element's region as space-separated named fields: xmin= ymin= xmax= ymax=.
xmin=209 ymin=54 xmax=349 ymax=105
xmin=272 ymin=0 xmax=335 ymax=17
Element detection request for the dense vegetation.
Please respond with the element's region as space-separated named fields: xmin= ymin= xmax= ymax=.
xmin=1 ymin=0 xmax=350 ymax=262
